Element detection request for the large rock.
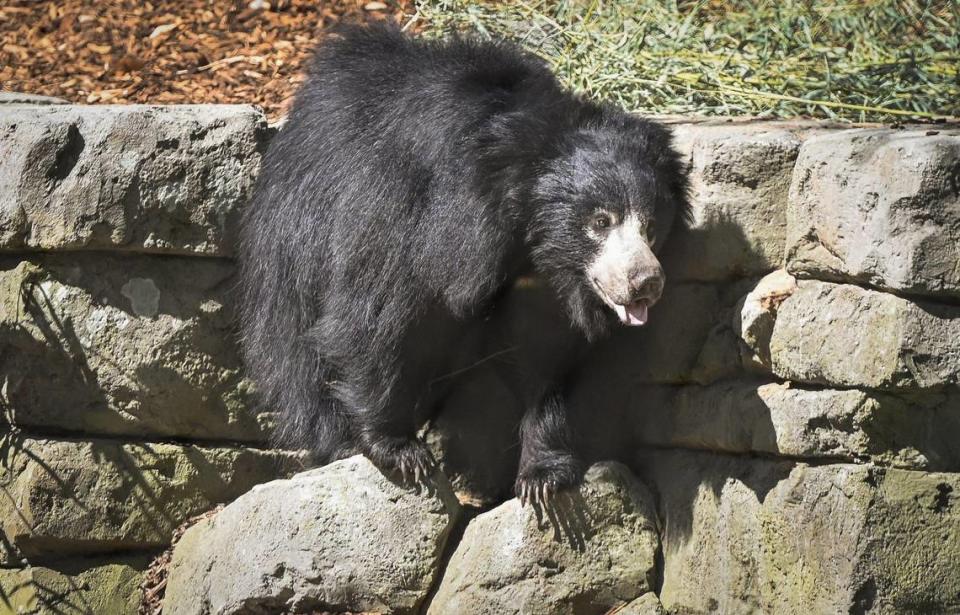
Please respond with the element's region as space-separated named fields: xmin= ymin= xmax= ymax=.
xmin=633 ymin=381 xmax=960 ymax=471
xmin=662 ymin=124 xmax=804 ymax=281
xmin=0 ymin=554 xmax=149 ymax=615
xmin=428 ymin=462 xmax=659 ymax=615
xmin=786 ymin=128 xmax=960 ymax=299
xmin=0 ymin=437 xmax=301 ymax=563
xmin=740 ymin=279 xmax=960 ymax=390
xmin=163 ymin=455 xmax=461 ymax=615
xmin=638 ymin=450 xmax=960 ymax=615
xmin=0 ymin=256 xmax=269 ymax=441
xmin=0 ymin=104 xmax=267 ymax=256
xmin=618 ymin=593 xmax=666 ymax=615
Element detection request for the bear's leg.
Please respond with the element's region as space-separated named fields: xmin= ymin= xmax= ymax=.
xmin=361 ymin=432 xmax=435 ymax=484
xmin=269 ymin=350 xmax=359 ymax=465
xmin=352 ymin=377 xmax=436 ymax=484
xmin=307 ymin=396 xmax=360 ymax=464
xmin=515 ymin=391 xmax=583 ymax=506
xmin=340 ymin=306 xmax=463 ymax=484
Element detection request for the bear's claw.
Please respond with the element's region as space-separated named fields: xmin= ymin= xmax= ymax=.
xmin=518 ymin=476 xmax=558 ymax=507
xmin=363 ymin=434 xmax=436 ymax=487
xmin=515 ymin=462 xmax=580 ymax=508
xmin=399 ymin=452 xmax=434 ymax=485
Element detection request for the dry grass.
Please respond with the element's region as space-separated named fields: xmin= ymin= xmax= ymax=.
xmin=412 ymin=0 xmax=960 ymax=122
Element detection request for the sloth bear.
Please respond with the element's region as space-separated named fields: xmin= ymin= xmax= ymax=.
xmin=239 ymin=25 xmax=688 ymax=505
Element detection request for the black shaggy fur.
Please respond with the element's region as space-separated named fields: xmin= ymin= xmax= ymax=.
xmin=239 ymin=25 xmax=688 ymax=502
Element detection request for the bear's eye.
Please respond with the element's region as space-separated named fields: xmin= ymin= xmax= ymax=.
xmin=592 ymin=213 xmax=613 ymax=231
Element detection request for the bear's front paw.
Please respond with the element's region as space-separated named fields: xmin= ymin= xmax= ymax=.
xmin=515 ymin=456 xmax=582 ymax=507
xmin=361 ymin=434 xmax=436 ymax=485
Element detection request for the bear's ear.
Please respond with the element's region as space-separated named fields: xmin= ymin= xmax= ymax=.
xmin=659 ymin=132 xmax=693 ymax=228
xmin=456 ymin=36 xmax=558 ymax=114
xmin=639 ymin=120 xmax=693 ymax=229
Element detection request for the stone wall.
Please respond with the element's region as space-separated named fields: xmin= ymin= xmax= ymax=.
xmin=621 ymin=121 xmax=960 ymax=615
xmin=0 ymin=104 xmax=304 ymax=613
xmin=0 ymin=103 xmax=957 ymax=614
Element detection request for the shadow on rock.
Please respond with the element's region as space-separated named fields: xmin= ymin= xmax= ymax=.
xmin=533 ymin=489 xmax=593 ymax=552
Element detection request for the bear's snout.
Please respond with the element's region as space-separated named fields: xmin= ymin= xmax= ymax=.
xmin=628 ymin=267 xmax=664 ymax=304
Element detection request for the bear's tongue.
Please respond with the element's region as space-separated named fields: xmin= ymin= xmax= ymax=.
xmin=614 ymin=301 xmax=648 ymax=326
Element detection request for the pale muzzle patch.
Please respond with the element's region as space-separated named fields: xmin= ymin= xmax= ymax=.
xmin=587 ymin=212 xmax=663 ymax=326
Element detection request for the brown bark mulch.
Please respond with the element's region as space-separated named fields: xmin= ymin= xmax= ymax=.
xmin=139 ymin=505 xmax=223 ymax=615
xmin=1 ymin=0 xmax=415 ymax=121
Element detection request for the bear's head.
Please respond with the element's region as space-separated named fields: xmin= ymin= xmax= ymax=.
xmin=527 ymin=113 xmax=689 ymax=338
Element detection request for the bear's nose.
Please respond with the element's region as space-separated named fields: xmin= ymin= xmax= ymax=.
xmin=629 ymin=269 xmax=664 ymax=304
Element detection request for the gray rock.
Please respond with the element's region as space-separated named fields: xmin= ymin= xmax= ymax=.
xmin=661 ymin=124 xmax=804 ymax=281
xmin=618 ymin=593 xmax=665 ymax=615
xmin=633 ymin=381 xmax=960 ymax=470
xmin=0 ymin=92 xmax=68 ymax=105
xmin=0 ymin=104 xmax=267 ymax=255
xmin=428 ymin=462 xmax=659 ymax=615
xmin=163 ymin=455 xmax=460 ymax=615
xmin=639 ymin=450 xmax=960 ymax=615
xmin=0 ymin=554 xmax=150 ymax=615
xmin=0 ymin=437 xmax=301 ymax=563
xmin=0 ymin=256 xmax=270 ymax=441
xmin=786 ymin=128 xmax=960 ymax=299
xmin=761 ymin=280 xmax=960 ymax=390
xmin=733 ymin=269 xmax=797 ymax=369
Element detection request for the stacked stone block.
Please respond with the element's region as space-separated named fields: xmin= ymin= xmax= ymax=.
xmin=626 ymin=122 xmax=960 ymax=615
xmin=0 ymin=104 xmax=302 ymax=613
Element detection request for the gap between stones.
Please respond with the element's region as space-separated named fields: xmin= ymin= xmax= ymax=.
xmin=787 ymin=271 xmax=960 ymax=308
xmin=0 ymin=547 xmax=162 ymax=571
xmin=4 ymin=418 xmax=875 ymax=467
xmin=417 ymin=503 xmax=479 ymax=614
xmin=0 ymin=248 xmax=238 ymax=263
xmin=2 ymin=425 xmax=274 ymax=451
xmin=636 ymin=440 xmax=857 ymax=467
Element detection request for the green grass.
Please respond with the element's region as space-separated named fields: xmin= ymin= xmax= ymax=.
xmin=410 ymin=0 xmax=959 ymax=122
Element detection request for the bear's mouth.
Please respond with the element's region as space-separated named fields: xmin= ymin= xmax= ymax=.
xmin=591 ymin=278 xmax=649 ymax=327
xmin=613 ymin=301 xmax=649 ymax=326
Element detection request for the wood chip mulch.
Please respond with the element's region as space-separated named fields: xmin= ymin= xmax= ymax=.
xmin=1 ymin=0 xmax=416 ymax=121
xmin=139 ymin=504 xmax=224 ymax=615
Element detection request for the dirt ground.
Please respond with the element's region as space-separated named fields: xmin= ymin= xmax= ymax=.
xmin=1 ymin=0 xmax=415 ymax=120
